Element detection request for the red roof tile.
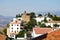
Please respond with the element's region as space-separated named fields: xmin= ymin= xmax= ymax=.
xmin=32 ymin=29 xmax=60 ymax=40
xmin=10 ymin=20 xmax=21 ymax=24
xmin=45 ymin=29 xmax=60 ymax=40
xmin=33 ymin=27 xmax=52 ymax=34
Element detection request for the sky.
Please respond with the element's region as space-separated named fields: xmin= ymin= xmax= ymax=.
xmin=0 ymin=0 xmax=60 ymax=16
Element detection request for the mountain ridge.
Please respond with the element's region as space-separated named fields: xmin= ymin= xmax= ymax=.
xmin=0 ymin=15 xmax=14 ymax=28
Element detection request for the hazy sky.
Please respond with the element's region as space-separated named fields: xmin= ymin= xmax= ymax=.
xmin=0 ymin=0 xmax=60 ymax=16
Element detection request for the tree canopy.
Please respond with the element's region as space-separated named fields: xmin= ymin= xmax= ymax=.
xmin=3 ymin=28 xmax=7 ymax=35
xmin=52 ymin=15 xmax=60 ymax=21
xmin=43 ymin=17 xmax=48 ymax=23
xmin=38 ymin=14 xmax=42 ymax=17
xmin=26 ymin=19 xmax=37 ymax=30
xmin=30 ymin=12 xmax=36 ymax=19
xmin=16 ymin=30 xmax=25 ymax=38
xmin=47 ymin=12 xmax=53 ymax=18
xmin=16 ymin=14 xmax=21 ymax=18
xmin=53 ymin=24 xmax=59 ymax=27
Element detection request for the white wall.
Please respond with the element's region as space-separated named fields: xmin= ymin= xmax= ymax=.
xmin=45 ymin=23 xmax=53 ymax=27
xmin=10 ymin=24 xmax=20 ymax=33
xmin=45 ymin=23 xmax=60 ymax=27
xmin=35 ymin=17 xmax=52 ymax=23
xmin=13 ymin=18 xmax=22 ymax=22
xmin=35 ymin=17 xmax=44 ymax=22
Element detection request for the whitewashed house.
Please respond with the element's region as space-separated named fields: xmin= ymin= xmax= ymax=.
xmin=45 ymin=21 xmax=60 ymax=27
xmin=7 ymin=18 xmax=22 ymax=39
xmin=34 ymin=16 xmax=60 ymax=27
xmin=34 ymin=16 xmax=52 ymax=23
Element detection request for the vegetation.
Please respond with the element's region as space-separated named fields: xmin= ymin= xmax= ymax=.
xmin=40 ymin=23 xmax=46 ymax=27
xmin=6 ymin=23 xmax=9 ymax=28
xmin=30 ymin=12 xmax=36 ymax=19
xmin=16 ymin=14 xmax=21 ymax=18
xmin=26 ymin=31 xmax=32 ymax=39
xmin=45 ymin=12 xmax=60 ymax=21
xmin=47 ymin=12 xmax=53 ymax=18
xmin=38 ymin=14 xmax=42 ymax=17
xmin=3 ymin=28 xmax=7 ymax=35
xmin=26 ymin=19 xmax=37 ymax=30
xmin=38 ymin=22 xmax=46 ymax=27
xmin=43 ymin=17 xmax=48 ymax=23
xmin=38 ymin=22 xmax=51 ymax=28
xmin=47 ymin=25 xmax=51 ymax=28
xmin=53 ymin=24 xmax=59 ymax=27
xmin=16 ymin=30 xmax=26 ymax=38
xmin=38 ymin=22 xmax=41 ymax=26
xmin=52 ymin=15 xmax=60 ymax=21
xmin=0 ymin=32 xmax=3 ymax=34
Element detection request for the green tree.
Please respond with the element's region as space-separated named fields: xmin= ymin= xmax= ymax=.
xmin=47 ymin=12 xmax=53 ymax=18
xmin=53 ymin=24 xmax=59 ymax=27
xmin=16 ymin=30 xmax=25 ymax=38
xmin=38 ymin=14 xmax=42 ymax=17
xmin=47 ymin=25 xmax=51 ymax=28
xmin=26 ymin=19 xmax=37 ymax=30
xmin=44 ymin=17 xmax=48 ymax=22
xmin=6 ymin=23 xmax=9 ymax=28
xmin=16 ymin=14 xmax=21 ymax=18
xmin=52 ymin=14 xmax=60 ymax=21
xmin=40 ymin=23 xmax=46 ymax=27
xmin=38 ymin=22 xmax=41 ymax=26
xmin=30 ymin=12 xmax=36 ymax=19
xmin=16 ymin=14 xmax=18 ymax=18
xmin=3 ymin=28 xmax=7 ymax=35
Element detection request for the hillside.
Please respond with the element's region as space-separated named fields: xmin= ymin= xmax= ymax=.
xmin=0 ymin=15 xmax=13 ymax=28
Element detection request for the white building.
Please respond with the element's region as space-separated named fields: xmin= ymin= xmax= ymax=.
xmin=35 ymin=17 xmax=52 ymax=23
xmin=7 ymin=18 xmax=22 ymax=38
xmin=34 ymin=16 xmax=60 ymax=27
xmin=45 ymin=21 xmax=60 ymax=27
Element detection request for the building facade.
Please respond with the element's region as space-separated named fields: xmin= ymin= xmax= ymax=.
xmin=7 ymin=18 xmax=22 ymax=38
xmin=35 ymin=17 xmax=52 ymax=23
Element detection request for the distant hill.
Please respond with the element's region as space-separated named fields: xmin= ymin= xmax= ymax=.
xmin=0 ymin=15 xmax=14 ymax=28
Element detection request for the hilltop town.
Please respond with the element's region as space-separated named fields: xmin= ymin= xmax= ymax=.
xmin=0 ymin=11 xmax=60 ymax=40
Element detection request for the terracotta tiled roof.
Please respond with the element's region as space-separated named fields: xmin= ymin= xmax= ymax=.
xmin=45 ymin=29 xmax=60 ymax=40
xmin=31 ymin=29 xmax=60 ymax=40
xmin=33 ymin=27 xmax=52 ymax=34
xmin=10 ymin=20 xmax=21 ymax=24
xmin=0 ymin=34 xmax=6 ymax=40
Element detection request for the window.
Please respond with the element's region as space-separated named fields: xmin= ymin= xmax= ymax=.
xmin=17 ymin=24 xmax=19 ymax=26
xmin=11 ymin=27 xmax=13 ymax=29
xmin=18 ymin=19 xmax=21 ymax=20
xmin=11 ymin=30 xmax=13 ymax=32
xmin=15 ymin=31 xmax=16 ymax=33
xmin=16 ymin=21 xmax=17 ymax=23
xmin=49 ymin=19 xmax=51 ymax=21
xmin=17 ymin=28 xmax=19 ymax=29
xmin=11 ymin=24 xmax=13 ymax=26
